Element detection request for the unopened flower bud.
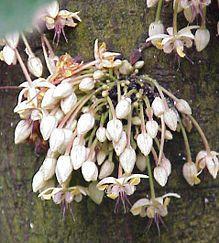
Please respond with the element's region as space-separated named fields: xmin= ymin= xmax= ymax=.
xmin=134 ymin=61 xmax=144 ymax=69
xmin=5 ymin=32 xmax=19 ymax=48
xmin=160 ymin=157 xmax=171 ymax=176
xmin=115 ymin=97 xmax=131 ymax=119
xmin=165 ymin=130 xmax=173 ymax=140
xmin=147 ymin=0 xmax=158 ymax=8
xmin=55 ymin=155 xmax=72 ymax=184
xmin=65 ymin=119 xmax=77 ymax=131
xmin=42 ymin=157 xmax=57 ymax=180
xmin=79 ymin=77 xmax=95 ymax=91
xmin=60 ymin=92 xmax=77 ymax=114
xmin=53 ymin=82 xmax=73 ymax=99
xmin=152 ymin=97 xmax=165 ymax=117
xmin=41 ymin=87 xmax=58 ymax=109
xmin=113 ymin=131 xmax=127 ymax=156
xmin=175 ymin=99 xmax=192 ymax=115
xmin=163 ymin=109 xmax=178 ymax=131
xmin=49 ymin=128 xmax=65 ymax=152
xmin=81 ymin=161 xmax=98 ymax=182
xmin=119 ymin=60 xmax=133 ymax=75
xmin=149 ymin=21 xmax=164 ymax=47
xmin=120 ymin=146 xmax=136 ymax=174
xmin=70 ymin=145 xmax=87 ymax=170
xmin=183 ymin=162 xmax=200 ymax=186
xmin=146 ymin=120 xmax=159 ymax=138
xmin=27 ymin=56 xmax=43 ymax=77
xmin=97 ymin=150 xmax=107 ymax=165
xmin=132 ymin=116 xmax=141 ymax=125
xmin=2 ymin=45 xmax=16 ymax=65
xmin=195 ymin=28 xmax=210 ymax=52
xmin=40 ymin=115 xmax=57 ymax=140
xmin=136 ymin=154 xmax=147 ymax=172
xmin=106 ymin=118 xmax=123 ymax=142
xmin=77 ymin=112 xmax=95 ymax=135
xmin=137 ymin=133 xmax=153 ymax=156
xmin=153 ymin=166 xmax=168 ymax=187
xmin=54 ymin=108 xmax=65 ymax=122
xmin=93 ymin=70 xmax=104 ymax=79
xmin=32 ymin=169 xmax=45 ymax=192
xmin=14 ymin=120 xmax=32 ymax=144
xmin=99 ymin=160 xmax=115 ymax=179
xmin=96 ymin=126 xmax=107 ymax=142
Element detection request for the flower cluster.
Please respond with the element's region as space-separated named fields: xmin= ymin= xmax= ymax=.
xmin=146 ymin=0 xmax=215 ymax=58
xmin=1 ymin=0 xmax=218 ymax=228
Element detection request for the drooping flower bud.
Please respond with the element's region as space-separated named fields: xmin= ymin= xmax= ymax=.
xmin=70 ymin=144 xmax=87 ymax=170
xmin=41 ymin=87 xmax=58 ymax=109
xmin=55 ymin=155 xmax=72 ymax=184
xmin=183 ymin=162 xmax=200 ymax=186
xmin=113 ymin=131 xmax=127 ymax=156
xmin=153 ymin=166 xmax=168 ymax=187
xmin=120 ymin=146 xmax=136 ymax=174
xmin=99 ymin=160 xmax=115 ymax=179
xmin=152 ymin=97 xmax=165 ymax=117
xmin=32 ymin=169 xmax=46 ymax=192
xmin=93 ymin=70 xmax=104 ymax=79
xmin=77 ymin=112 xmax=95 ymax=135
xmin=175 ymin=99 xmax=192 ymax=115
xmin=148 ymin=21 xmax=164 ymax=47
xmin=96 ymin=126 xmax=107 ymax=142
xmin=115 ymin=97 xmax=131 ymax=119
xmin=137 ymin=133 xmax=153 ymax=156
xmin=106 ymin=118 xmax=123 ymax=142
xmin=42 ymin=156 xmax=57 ymax=180
xmin=165 ymin=130 xmax=173 ymax=140
xmin=146 ymin=120 xmax=159 ymax=138
xmin=60 ymin=92 xmax=77 ymax=114
xmin=79 ymin=77 xmax=95 ymax=91
xmin=5 ymin=32 xmax=19 ymax=48
xmin=163 ymin=109 xmax=178 ymax=131
xmin=54 ymin=108 xmax=65 ymax=123
xmin=119 ymin=60 xmax=133 ymax=75
xmin=160 ymin=157 xmax=172 ymax=176
xmin=14 ymin=120 xmax=32 ymax=144
xmin=88 ymin=181 xmax=104 ymax=204
xmin=97 ymin=150 xmax=107 ymax=165
xmin=2 ymin=45 xmax=16 ymax=65
xmin=134 ymin=60 xmax=144 ymax=69
xmin=136 ymin=154 xmax=147 ymax=172
xmin=27 ymin=56 xmax=43 ymax=77
xmin=147 ymin=0 xmax=158 ymax=8
xmin=81 ymin=161 xmax=98 ymax=182
xmin=53 ymin=82 xmax=73 ymax=99
xmin=49 ymin=128 xmax=65 ymax=152
xmin=195 ymin=28 xmax=210 ymax=52
xmin=40 ymin=115 xmax=58 ymax=141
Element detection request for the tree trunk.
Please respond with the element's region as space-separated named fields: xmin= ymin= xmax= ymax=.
xmin=0 ymin=0 xmax=218 ymax=242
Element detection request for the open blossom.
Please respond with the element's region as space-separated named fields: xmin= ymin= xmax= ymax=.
xmin=196 ymin=150 xmax=219 ymax=179
xmin=183 ymin=161 xmax=200 ymax=186
xmin=43 ymin=1 xmax=81 ymax=43
xmin=131 ymin=193 xmax=180 ymax=219
xmin=97 ymin=174 xmax=148 ymax=212
xmin=146 ymin=26 xmax=199 ymax=57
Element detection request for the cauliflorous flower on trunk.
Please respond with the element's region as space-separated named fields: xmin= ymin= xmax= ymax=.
xmin=43 ymin=1 xmax=81 ymax=44
xmin=146 ymin=26 xmax=199 ymax=57
xmin=97 ymin=174 xmax=148 ymax=213
xmin=131 ymin=193 xmax=180 ymax=222
xmin=196 ymin=150 xmax=219 ymax=179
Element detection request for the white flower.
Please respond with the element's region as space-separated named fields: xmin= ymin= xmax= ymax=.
xmin=137 ymin=132 xmax=153 ymax=156
xmin=79 ymin=77 xmax=95 ymax=91
xmin=2 ymin=45 xmax=16 ymax=65
xmin=183 ymin=161 xmax=200 ymax=186
xmin=131 ymin=193 xmax=180 ymax=218
xmin=5 ymin=32 xmax=19 ymax=48
xmin=70 ymin=144 xmax=87 ymax=170
xmin=106 ymin=118 xmax=123 ymax=142
xmin=53 ymin=82 xmax=73 ymax=99
xmin=40 ymin=115 xmax=58 ymax=140
xmin=148 ymin=21 xmax=164 ymax=47
xmin=54 ymin=108 xmax=65 ymax=122
xmin=136 ymin=154 xmax=147 ymax=172
xmin=160 ymin=156 xmax=172 ymax=177
xmin=99 ymin=160 xmax=115 ymax=179
xmin=41 ymin=87 xmax=58 ymax=109
xmin=113 ymin=131 xmax=127 ymax=156
xmin=14 ymin=120 xmax=32 ymax=144
xmin=32 ymin=169 xmax=46 ymax=192
xmin=60 ymin=92 xmax=77 ymax=114
xmin=175 ymin=99 xmax=192 ymax=115
xmin=153 ymin=166 xmax=168 ymax=187
xmin=42 ymin=156 xmax=57 ymax=180
xmin=146 ymin=120 xmax=159 ymax=138
xmin=55 ymin=155 xmax=72 ymax=184
xmin=97 ymin=150 xmax=107 ymax=165
xmin=77 ymin=112 xmax=95 ymax=135
xmin=163 ymin=109 xmax=178 ymax=131
xmin=81 ymin=161 xmax=98 ymax=182
xmin=120 ymin=146 xmax=136 ymax=174
xmin=27 ymin=56 xmax=43 ymax=77
xmin=96 ymin=126 xmax=107 ymax=142
xmin=195 ymin=28 xmax=210 ymax=52
xmin=49 ymin=128 xmax=65 ymax=152
xmin=151 ymin=97 xmax=165 ymax=117
xmin=115 ymin=97 xmax=131 ymax=119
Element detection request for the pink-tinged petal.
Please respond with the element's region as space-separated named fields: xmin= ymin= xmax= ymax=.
xmin=163 ymin=41 xmax=174 ymax=54
xmin=97 ymin=177 xmax=116 ymax=187
xmin=124 ymin=184 xmax=135 ymax=195
xmin=162 ymin=193 xmax=181 ymax=199
xmin=178 ymin=25 xmax=199 ymax=35
xmin=146 ymin=34 xmax=169 ymax=42
xmin=166 ymin=27 xmax=174 ymax=35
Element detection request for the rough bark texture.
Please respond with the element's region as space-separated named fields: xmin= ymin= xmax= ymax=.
xmin=0 ymin=0 xmax=218 ymax=242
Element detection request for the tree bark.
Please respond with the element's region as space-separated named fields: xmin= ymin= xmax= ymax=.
xmin=0 ymin=0 xmax=218 ymax=242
